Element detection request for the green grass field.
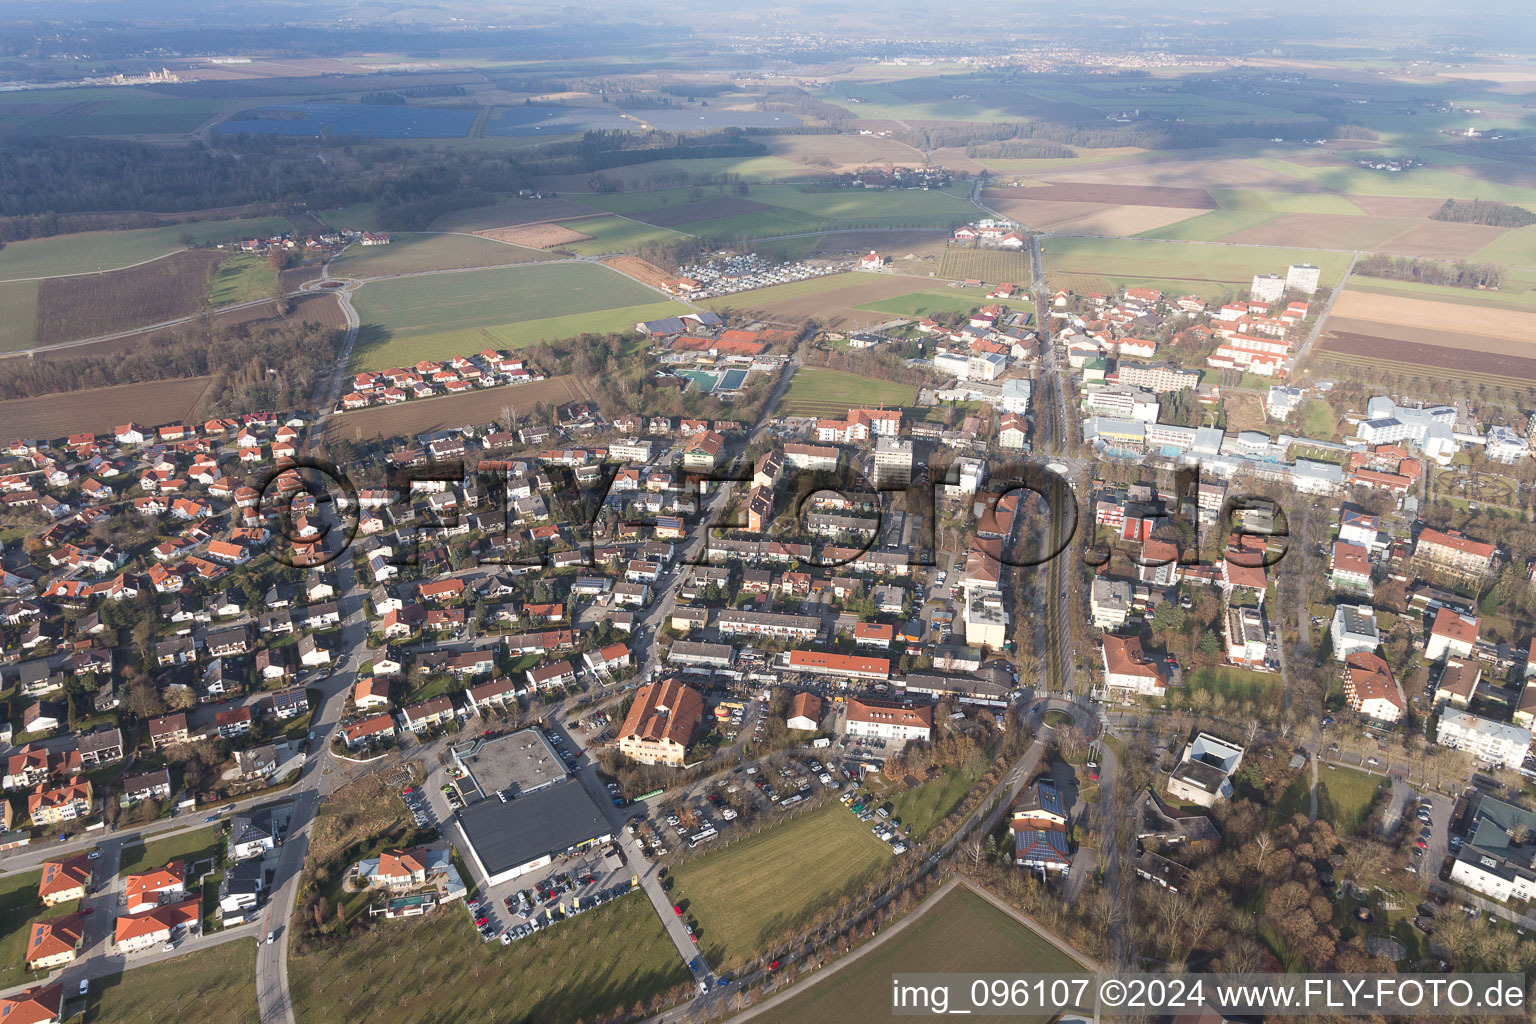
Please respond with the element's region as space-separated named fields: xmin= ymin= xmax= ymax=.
xmin=0 ymin=217 xmax=295 ymax=281
xmin=670 ymin=803 xmax=891 ymax=967
xmin=882 ymin=767 xmax=982 ymax=839
xmin=351 ymin=261 xmax=660 ymax=341
xmin=1300 ymin=398 xmax=1337 ymax=438
xmin=1318 ymin=765 xmax=1390 ymax=835
xmin=854 ymin=289 xmax=987 ymax=317
xmin=1249 ymin=157 xmax=1536 ymax=207
xmin=0 ymin=867 xmax=55 ymax=988
xmin=118 ymin=825 xmax=222 ymax=876
xmin=86 ymin=938 xmax=258 ymax=1024
xmin=1210 ymin=189 xmax=1365 ymax=215
xmin=1044 ymin=236 xmax=1352 ymax=288
xmin=317 ymin=203 xmax=387 ymax=232
xmin=936 ymin=247 xmax=1032 ymax=284
xmin=207 ymin=252 xmax=278 ymax=307
xmin=1344 ymin=270 xmax=1536 ymax=312
xmin=780 ymin=367 xmax=917 ymax=417
xmin=351 ymin=299 xmax=687 ymax=369
xmin=1471 ymin=226 xmax=1536 ymax=269
xmin=1181 ymin=666 xmax=1282 ymax=706
xmin=0 ymin=89 xmax=232 ymax=137
xmin=288 ymin=891 xmax=687 ymax=1024
xmin=0 ymin=278 xmax=40 ymax=351
xmin=1137 ymin=209 xmax=1281 ymax=242
xmin=757 ymin=887 xmax=1086 ymax=1024
xmin=332 ymin=232 xmax=550 ymax=277
xmin=556 ymin=216 xmax=691 ymax=255
xmin=574 ymin=183 xmax=974 ymax=242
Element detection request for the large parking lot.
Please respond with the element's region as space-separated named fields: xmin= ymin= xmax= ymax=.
xmin=472 ymin=843 xmax=636 ymax=946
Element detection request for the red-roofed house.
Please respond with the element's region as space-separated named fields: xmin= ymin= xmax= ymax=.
xmin=1426 ymin=607 xmax=1479 ymax=662
xmin=123 ymin=860 xmax=186 ymax=914
xmin=1343 ymin=652 xmax=1404 ymax=724
xmin=1101 ymin=634 xmax=1167 ymax=696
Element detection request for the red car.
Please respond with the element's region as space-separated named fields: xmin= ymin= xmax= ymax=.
xmin=769 ymin=960 xmax=781 ymax=971
xmin=80 ymin=908 xmax=95 ymax=916
xmin=1415 ymin=839 xmax=1428 ymax=849
xmin=673 ymin=905 xmax=683 ymax=915
xmin=402 ymin=787 xmax=414 ymax=795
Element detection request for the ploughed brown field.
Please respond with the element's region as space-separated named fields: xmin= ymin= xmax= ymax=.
xmin=600 ymin=255 xmax=674 ymax=290
xmin=477 ymin=223 xmax=592 ymax=249
xmin=35 ymin=250 xmax=224 ymax=344
xmin=28 ymin=292 xmax=345 ymax=363
xmin=1329 ymin=289 xmax=1536 ymax=338
xmin=0 ymin=376 xmax=215 ymax=440
xmin=322 ymin=374 xmax=589 ymax=443
xmin=1320 ymin=329 xmax=1536 ymax=382
xmin=982 ymin=183 xmax=1216 ymax=208
xmin=630 ymin=196 xmax=776 ymax=228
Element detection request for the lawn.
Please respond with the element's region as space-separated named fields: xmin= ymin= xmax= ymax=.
xmin=1300 ymin=398 xmax=1336 ymax=439
xmin=1180 ymin=665 xmax=1281 ymax=706
xmin=854 ymin=289 xmax=986 ymax=318
xmin=669 ymin=803 xmax=890 ymax=968
xmin=351 ymin=299 xmax=689 ymax=369
xmin=86 ymin=937 xmax=258 ymax=1024
xmin=332 ymin=232 xmax=549 ymax=277
xmin=118 ymin=825 xmax=223 ymax=876
xmin=757 ymin=886 xmax=1086 ymax=1024
xmin=1317 ymin=765 xmax=1390 ymax=835
xmin=0 ymin=278 xmax=40 ymax=351
xmin=288 ymin=891 xmax=688 ymax=1024
xmin=0 ymin=217 xmax=296 ymax=281
xmin=555 ymin=216 xmax=692 ymax=256
xmin=0 ymin=867 xmax=64 ymax=989
xmin=882 ymin=767 xmax=982 ymax=839
xmin=207 ymin=252 xmax=278 ymax=307
xmin=350 ymin=262 xmax=661 ymax=342
xmin=779 ymin=367 xmax=916 ymax=418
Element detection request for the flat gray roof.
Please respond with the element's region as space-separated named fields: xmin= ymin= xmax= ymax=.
xmin=453 ymin=728 xmax=566 ymax=797
xmin=456 ymin=779 xmax=613 ymax=878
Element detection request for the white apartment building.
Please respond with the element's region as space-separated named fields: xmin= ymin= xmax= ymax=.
xmin=1436 ymin=707 xmax=1532 ymax=770
xmin=1331 ymin=604 xmax=1379 ymax=661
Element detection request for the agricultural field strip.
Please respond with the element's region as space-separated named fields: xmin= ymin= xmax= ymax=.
xmin=0 ymin=246 xmax=194 ymax=284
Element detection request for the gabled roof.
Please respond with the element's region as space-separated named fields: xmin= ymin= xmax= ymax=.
xmin=37 ymin=855 xmax=91 ymax=900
